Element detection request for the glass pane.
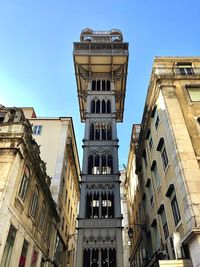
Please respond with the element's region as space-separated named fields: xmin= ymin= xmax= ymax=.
xmin=18 ymin=240 xmax=28 ymax=267
xmin=187 ymin=88 xmax=200 ymax=101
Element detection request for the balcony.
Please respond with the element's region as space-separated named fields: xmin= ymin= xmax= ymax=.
xmin=153 ymin=67 xmax=200 ymax=79
xmin=74 ymin=43 xmax=128 ymax=56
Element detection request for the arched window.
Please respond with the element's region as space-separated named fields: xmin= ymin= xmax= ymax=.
xmin=108 ymin=155 xmax=113 ymax=174
xmin=101 ymin=248 xmax=108 ymax=266
xmin=95 ymin=124 xmax=100 ymax=140
xmin=91 ymin=100 xmax=95 ymax=113
xmin=107 ymin=100 xmax=111 ymax=113
xmin=86 ymin=193 xmax=92 ymax=218
xmin=18 ymin=166 xmax=30 ymax=202
xmin=93 ymin=193 xmax=99 ymax=218
xmin=92 ymin=248 xmax=99 ymax=267
xmin=102 ymin=80 xmax=106 ymax=91
xmin=97 ymin=80 xmax=101 ymax=91
xmin=107 ymin=80 xmax=111 ymax=91
xmin=108 ymin=193 xmax=114 ymax=218
xmin=107 ymin=124 xmax=112 ymax=140
xmin=94 ymin=155 xmax=100 ymax=174
xmin=102 ymin=155 xmax=107 ymax=174
xmin=101 ymin=193 xmax=107 ymax=218
xmin=92 ymin=80 xmax=96 ymax=91
xmin=96 ymin=100 xmax=100 ymax=113
xmin=90 ymin=123 xmax=94 ymax=140
xmin=109 ymin=248 xmax=116 ymax=266
xmin=102 ymin=124 xmax=106 ymax=140
xmin=102 ymin=100 xmax=106 ymax=113
xmin=88 ymin=155 xmax=93 ymax=174
xmin=83 ymin=249 xmax=90 ymax=266
xmin=29 ymin=187 xmax=39 ymax=218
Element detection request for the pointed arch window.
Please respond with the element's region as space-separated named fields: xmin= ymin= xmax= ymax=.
xmin=108 ymin=155 xmax=113 ymax=174
xmin=107 ymin=100 xmax=111 ymax=113
xmin=88 ymin=155 xmax=94 ymax=174
xmin=96 ymin=100 xmax=100 ymax=113
xmin=95 ymin=124 xmax=100 ymax=140
xmin=97 ymin=80 xmax=101 ymax=91
xmin=102 ymin=100 xmax=106 ymax=113
xmin=92 ymin=80 xmax=96 ymax=91
xmin=102 ymin=124 xmax=107 ymax=140
xmin=102 ymin=80 xmax=106 ymax=91
xmin=91 ymin=100 xmax=95 ymax=113
xmin=94 ymin=155 xmax=100 ymax=174
xmin=107 ymin=80 xmax=111 ymax=91
xmin=90 ymin=123 xmax=94 ymax=140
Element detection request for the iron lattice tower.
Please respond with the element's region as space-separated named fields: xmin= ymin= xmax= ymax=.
xmin=73 ymin=29 xmax=128 ymax=267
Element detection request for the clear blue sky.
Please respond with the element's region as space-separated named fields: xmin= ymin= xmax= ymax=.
xmin=1 ymin=0 xmax=200 ymax=167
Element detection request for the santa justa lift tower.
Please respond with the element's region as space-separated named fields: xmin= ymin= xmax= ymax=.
xmin=73 ymin=29 xmax=128 ymax=267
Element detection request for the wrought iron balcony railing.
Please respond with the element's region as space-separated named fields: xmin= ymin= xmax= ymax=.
xmin=153 ymin=67 xmax=200 ymax=78
xmin=74 ymin=43 xmax=128 ymax=56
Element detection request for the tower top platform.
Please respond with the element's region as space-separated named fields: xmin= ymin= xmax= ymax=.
xmin=73 ymin=29 xmax=129 ymax=122
xmin=80 ymin=28 xmax=123 ymax=42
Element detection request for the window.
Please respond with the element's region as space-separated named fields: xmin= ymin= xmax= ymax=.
xmin=146 ymin=179 xmax=154 ymax=206
xmin=166 ymin=185 xmax=181 ymax=226
xmin=0 ymin=112 xmax=5 ymax=124
xmin=157 ymin=138 xmax=169 ymax=170
xmin=32 ymin=125 xmax=42 ymax=135
xmin=171 ymin=195 xmax=181 ymax=226
xmin=151 ymin=220 xmax=161 ymax=252
xmin=88 ymin=153 xmax=113 ymax=175
xmin=18 ymin=239 xmax=29 ymax=267
xmin=155 ymin=112 xmax=160 ymax=130
xmin=158 ymin=205 xmax=169 ymax=239
xmin=142 ymin=149 xmax=148 ymax=167
xmin=18 ymin=166 xmax=30 ymax=202
xmin=151 ymin=161 xmax=161 ymax=188
xmin=149 ymin=136 xmax=153 ymax=151
xmin=31 ymin=249 xmax=39 ymax=267
xmin=29 ymin=187 xmax=39 ymax=218
xmin=161 ymin=146 xmax=169 ymax=170
xmin=187 ymin=86 xmax=200 ymax=101
xmin=0 ymin=224 xmax=16 ymax=267
xmin=38 ymin=203 xmax=46 ymax=231
xmin=176 ymin=62 xmax=194 ymax=75
xmin=91 ymin=80 xmax=111 ymax=91
xmin=89 ymin=122 xmax=112 ymax=141
xmin=45 ymin=216 xmax=51 ymax=241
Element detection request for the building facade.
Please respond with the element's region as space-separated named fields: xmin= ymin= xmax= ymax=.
xmin=120 ymin=169 xmax=130 ymax=267
xmin=127 ymin=57 xmax=200 ymax=267
xmin=22 ymin=107 xmax=81 ymax=267
xmin=0 ymin=106 xmax=59 ymax=267
xmin=73 ymin=29 xmax=128 ymax=267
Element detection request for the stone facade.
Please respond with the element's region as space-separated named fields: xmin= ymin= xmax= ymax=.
xmin=126 ymin=57 xmax=200 ymax=267
xmin=22 ymin=107 xmax=81 ymax=267
xmin=0 ymin=106 xmax=59 ymax=267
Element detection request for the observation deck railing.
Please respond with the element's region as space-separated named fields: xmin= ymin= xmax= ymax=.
xmin=74 ymin=43 xmax=128 ymax=56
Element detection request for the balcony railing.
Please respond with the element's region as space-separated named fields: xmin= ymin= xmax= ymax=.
xmin=153 ymin=67 xmax=200 ymax=78
xmin=74 ymin=43 xmax=128 ymax=56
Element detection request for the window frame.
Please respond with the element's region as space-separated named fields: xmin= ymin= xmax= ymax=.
xmin=32 ymin=125 xmax=42 ymax=135
xmin=18 ymin=166 xmax=30 ymax=202
xmin=186 ymin=86 xmax=200 ymax=102
xmin=29 ymin=187 xmax=39 ymax=219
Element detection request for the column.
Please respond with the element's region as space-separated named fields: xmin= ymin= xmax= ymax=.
xmin=25 ymin=242 xmax=34 ymax=267
xmin=9 ymin=230 xmax=24 ymax=267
